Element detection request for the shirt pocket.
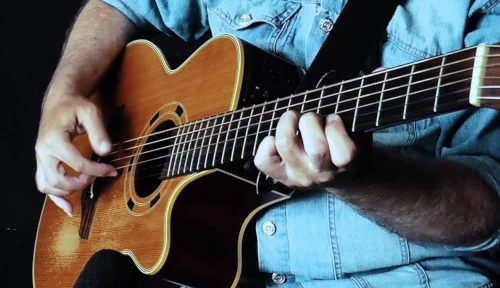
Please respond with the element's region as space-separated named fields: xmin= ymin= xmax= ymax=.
xmin=207 ymin=0 xmax=301 ymax=54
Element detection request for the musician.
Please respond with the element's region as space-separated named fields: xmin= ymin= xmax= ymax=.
xmin=34 ymin=0 xmax=500 ymax=287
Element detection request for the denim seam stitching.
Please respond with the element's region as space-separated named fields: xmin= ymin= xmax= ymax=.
xmin=399 ymin=236 xmax=410 ymax=265
xmin=351 ymin=277 xmax=365 ymax=288
xmin=329 ymin=193 xmax=343 ymax=278
xmin=273 ymin=3 xmax=301 ymax=54
xmin=326 ymin=192 xmax=338 ymax=279
xmin=412 ymin=263 xmax=431 ymax=288
xmin=284 ymin=202 xmax=292 ymax=275
xmin=479 ymin=0 xmax=500 ymax=12
xmin=475 ymin=282 xmax=496 ymax=288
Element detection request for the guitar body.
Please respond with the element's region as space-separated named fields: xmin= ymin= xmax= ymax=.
xmin=33 ymin=34 xmax=303 ymax=287
xmin=33 ymin=31 xmax=499 ymax=288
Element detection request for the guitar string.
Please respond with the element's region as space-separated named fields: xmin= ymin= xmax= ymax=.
xmin=131 ymin=87 xmax=472 ymax=175
xmin=120 ymin=86 xmax=473 ymax=173
xmin=109 ymin=76 xmax=476 ymax=164
xmin=107 ymin=64 xmax=497 ymax=159
xmin=132 ymin=96 xmax=471 ymax=181
xmin=106 ymin=66 xmax=500 ymax=162
xmin=107 ymin=54 xmax=500 ymax=151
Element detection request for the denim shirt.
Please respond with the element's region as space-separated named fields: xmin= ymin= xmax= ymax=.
xmin=102 ymin=0 xmax=500 ymax=287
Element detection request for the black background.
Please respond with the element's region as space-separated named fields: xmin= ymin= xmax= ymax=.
xmin=0 ymin=1 xmax=83 ymax=287
xmin=0 ymin=1 xmax=206 ymax=287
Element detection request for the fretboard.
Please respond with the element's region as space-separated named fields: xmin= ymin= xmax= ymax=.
xmin=161 ymin=44 xmax=494 ymax=179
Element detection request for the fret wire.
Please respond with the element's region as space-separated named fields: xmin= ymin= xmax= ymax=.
xmin=141 ymin=84 xmax=475 ymax=176
xmin=172 ymin=125 xmax=187 ymax=175
xmin=301 ymin=90 xmax=309 ymax=112
xmin=190 ymin=119 xmax=204 ymax=171
xmin=170 ymin=76 xmax=474 ymax=166
xmin=161 ymin=60 xmax=490 ymax=160
xmin=231 ymin=110 xmax=245 ymax=161
xmin=166 ymin=124 xmax=182 ymax=177
xmin=197 ymin=116 xmax=210 ymax=170
xmin=316 ymin=87 xmax=324 ymax=114
xmin=376 ymin=72 xmax=388 ymax=126
xmin=184 ymin=120 xmax=197 ymax=173
xmin=287 ymin=96 xmax=293 ymax=111
xmin=204 ymin=113 xmax=218 ymax=168
xmin=217 ymin=113 xmax=232 ymax=165
xmin=434 ymin=57 xmax=446 ymax=112
xmin=123 ymin=89 xmax=474 ymax=178
xmin=151 ymin=60 xmax=492 ymax=173
xmin=128 ymin=53 xmax=495 ymax=156
xmin=177 ymin=123 xmax=192 ymax=174
xmin=221 ymin=112 xmax=235 ymax=164
xmin=268 ymin=100 xmax=280 ymax=137
xmin=335 ymin=81 xmax=343 ymax=114
xmin=252 ymin=104 xmax=267 ymax=156
xmin=403 ymin=65 xmax=415 ymax=120
xmin=352 ymin=79 xmax=363 ymax=132
xmin=241 ymin=105 xmax=254 ymax=159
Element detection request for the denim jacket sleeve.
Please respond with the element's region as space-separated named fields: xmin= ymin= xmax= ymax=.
xmin=436 ymin=0 xmax=500 ymax=252
xmin=100 ymin=0 xmax=210 ymax=41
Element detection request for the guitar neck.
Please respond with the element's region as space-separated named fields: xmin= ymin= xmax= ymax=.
xmin=161 ymin=44 xmax=500 ymax=179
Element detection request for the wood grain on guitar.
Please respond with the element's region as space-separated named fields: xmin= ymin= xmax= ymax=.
xmin=32 ymin=34 xmax=500 ymax=288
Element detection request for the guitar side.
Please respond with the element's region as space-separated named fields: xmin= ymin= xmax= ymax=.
xmin=33 ymin=34 xmax=302 ymax=287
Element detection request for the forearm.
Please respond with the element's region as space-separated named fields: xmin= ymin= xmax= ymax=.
xmin=44 ymin=0 xmax=137 ymax=104
xmin=329 ymin=149 xmax=500 ymax=247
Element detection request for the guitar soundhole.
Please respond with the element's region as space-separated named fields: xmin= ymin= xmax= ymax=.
xmin=134 ymin=120 xmax=175 ymax=198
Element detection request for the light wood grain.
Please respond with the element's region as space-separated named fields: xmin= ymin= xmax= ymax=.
xmin=33 ymin=35 xmax=244 ymax=288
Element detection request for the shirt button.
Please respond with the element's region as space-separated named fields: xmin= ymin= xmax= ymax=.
xmin=239 ymin=13 xmax=252 ymax=23
xmin=271 ymin=273 xmax=287 ymax=284
xmin=319 ymin=18 xmax=334 ymax=33
xmin=262 ymin=221 xmax=276 ymax=236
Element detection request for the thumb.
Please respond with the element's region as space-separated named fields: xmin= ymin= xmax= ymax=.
xmin=78 ymin=103 xmax=112 ymax=156
xmin=48 ymin=194 xmax=73 ymax=217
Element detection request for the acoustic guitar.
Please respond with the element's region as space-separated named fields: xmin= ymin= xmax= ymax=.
xmin=33 ymin=34 xmax=500 ymax=287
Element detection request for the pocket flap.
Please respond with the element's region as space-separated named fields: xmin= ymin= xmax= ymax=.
xmin=208 ymin=0 xmax=301 ymax=30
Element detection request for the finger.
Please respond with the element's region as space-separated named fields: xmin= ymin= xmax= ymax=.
xmin=42 ymin=157 xmax=96 ymax=191
xmin=274 ymin=111 xmax=304 ymax=168
xmin=325 ymin=114 xmax=357 ymax=168
xmin=254 ymin=136 xmax=287 ymax=181
xmin=298 ymin=112 xmax=331 ymax=170
xmin=49 ymin=133 xmax=117 ymax=177
xmin=372 ymin=67 xmax=387 ymax=73
xmin=48 ymin=194 xmax=73 ymax=217
xmin=36 ymin=164 xmax=72 ymax=197
xmin=77 ymin=102 xmax=112 ymax=156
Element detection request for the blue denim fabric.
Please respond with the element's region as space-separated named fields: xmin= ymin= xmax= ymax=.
xmin=101 ymin=0 xmax=500 ymax=286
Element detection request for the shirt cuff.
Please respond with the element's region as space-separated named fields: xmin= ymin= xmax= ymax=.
xmin=100 ymin=0 xmax=153 ymax=30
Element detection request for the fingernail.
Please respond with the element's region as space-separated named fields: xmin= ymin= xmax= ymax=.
xmin=110 ymin=171 xmax=118 ymax=177
xmin=327 ymin=114 xmax=341 ymax=123
xmin=64 ymin=209 xmax=73 ymax=217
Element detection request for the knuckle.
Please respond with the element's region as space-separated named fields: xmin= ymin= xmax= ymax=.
xmin=36 ymin=179 xmax=47 ymax=193
xmin=83 ymin=102 xmax=99 ymax=117
xmin=298 ymin=178 xmax=313 ymax=187
xmin=317 ymin=172 xmax=335 ymax=184
xmin=73 ymin=160 xmax=85 ymax=172
xmin=34 ymin=142 xmax=45 ymax=154
xmin=46 ymin=174 xmax=60 ymax=188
